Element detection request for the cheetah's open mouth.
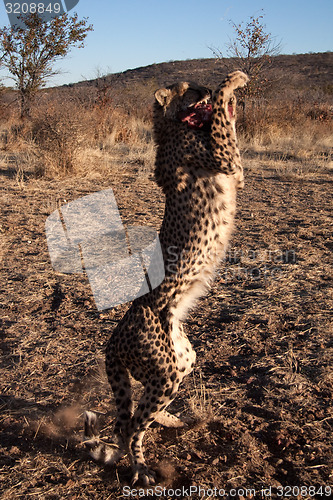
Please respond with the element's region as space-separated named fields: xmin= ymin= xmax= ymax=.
xmin=178 ymin=102 xmax=213 ymax=130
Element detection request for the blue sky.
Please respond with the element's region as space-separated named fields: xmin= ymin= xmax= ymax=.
xmin=0 ymin=0 xmax=332 ymax=86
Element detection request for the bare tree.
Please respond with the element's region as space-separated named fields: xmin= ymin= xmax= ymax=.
xmin=0 ymin=13 xmax=93 ymax=117
xmin=212 ymin=13 xmax=281 ymax=118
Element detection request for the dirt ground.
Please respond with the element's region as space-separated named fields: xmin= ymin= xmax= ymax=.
xmin=0 ymin=154 xmax=332 ymax=499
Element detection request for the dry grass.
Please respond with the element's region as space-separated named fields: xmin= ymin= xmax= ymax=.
xmin=0 ymin=89 xmax=156 ymax=180
xmin=238 ymin=98 xmax=332 ymax=168
xmin=0 ymin=73 xmax=332 ymax=182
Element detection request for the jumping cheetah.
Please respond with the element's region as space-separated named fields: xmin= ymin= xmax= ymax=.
xmin=84 ymin=71 xmax=248 ymax=485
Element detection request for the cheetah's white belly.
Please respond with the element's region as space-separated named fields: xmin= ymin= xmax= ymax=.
xmin=170 ymin=317 xmax=196 ymax=376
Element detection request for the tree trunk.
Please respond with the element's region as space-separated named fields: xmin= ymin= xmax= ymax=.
xmin=19 ymin=89 xmax=31 ymax=119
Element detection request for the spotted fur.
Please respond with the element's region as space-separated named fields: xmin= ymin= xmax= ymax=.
xmin=84 ymin=71 xmax=248 ymax=485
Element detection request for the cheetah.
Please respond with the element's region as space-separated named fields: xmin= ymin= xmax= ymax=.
xmin=84 ymin=71 xmax=248 ymax=485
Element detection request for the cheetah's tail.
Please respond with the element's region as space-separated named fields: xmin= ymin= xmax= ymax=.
xmin=83 ymin=411 xmax=125 ymax=465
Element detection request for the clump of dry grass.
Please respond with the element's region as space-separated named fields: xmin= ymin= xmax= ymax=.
xmin=238 ymin=98 xmax=332 ymax=163
xmin=30 ymin=99 xmax=89 ymax=176
xmin=187 ymin=372 xmax=218 ymax=423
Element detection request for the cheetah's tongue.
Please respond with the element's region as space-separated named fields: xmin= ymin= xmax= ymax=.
xmin=179 ymin=103 xmax=213 ymax=129
xmin=228 ymin=103 xmax=234 ymax=118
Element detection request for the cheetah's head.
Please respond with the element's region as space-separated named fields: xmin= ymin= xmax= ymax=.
xmin=154 ymin=82 xmax=213 ymax=130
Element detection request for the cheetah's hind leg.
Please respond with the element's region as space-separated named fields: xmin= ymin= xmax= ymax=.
xmin=83 ymin=411 xmax=126 ymax=465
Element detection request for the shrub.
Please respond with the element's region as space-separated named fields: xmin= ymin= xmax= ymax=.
xmin=31 ymin=96 xmax=90 ymax=176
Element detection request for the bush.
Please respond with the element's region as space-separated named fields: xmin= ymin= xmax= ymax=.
xmin=30 ymin=95 xmax=90 ymax=176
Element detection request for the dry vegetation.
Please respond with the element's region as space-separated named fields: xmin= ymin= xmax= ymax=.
xmin=0 ymin=54 xmax=332 ymax=499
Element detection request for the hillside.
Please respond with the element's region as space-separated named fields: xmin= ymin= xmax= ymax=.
xmin=70 ymin=52 xmax=333 ymax=96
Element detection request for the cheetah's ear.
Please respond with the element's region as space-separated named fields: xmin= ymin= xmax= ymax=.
xmin=155 ymin=88 xmax=172 ymax=107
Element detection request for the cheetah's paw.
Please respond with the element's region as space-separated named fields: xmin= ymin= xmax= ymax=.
xmin=155 ymin=410 xmax=185 ymax=428
xmin=131 ymin=464 xmax=156 ymax=486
